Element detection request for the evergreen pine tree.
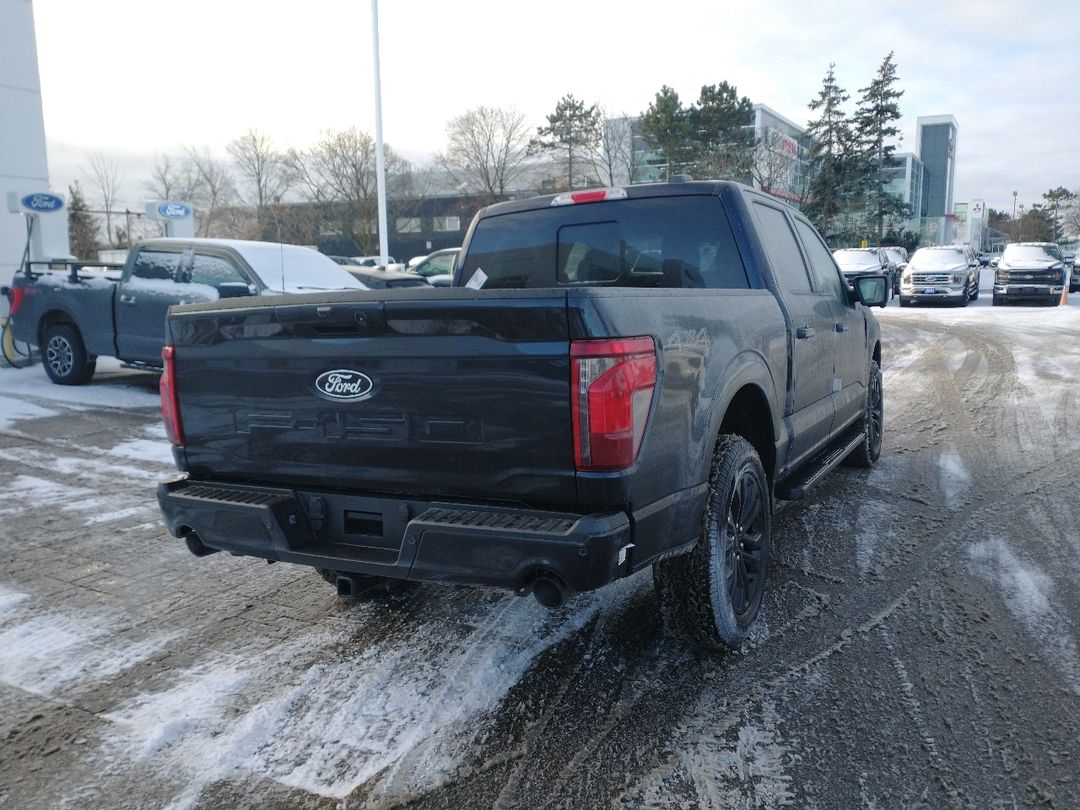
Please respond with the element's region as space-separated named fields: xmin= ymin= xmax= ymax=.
xmin=534 ymin=94 xmax=602 ymax=190
xmin=804 ymin=65 xmax=854 ymax=240
xmin=67 ymin=182 xmax=99 ymax=260
xmin=688 ymin=81 xmax=755 ymax=182
xmin=854 ymin=52 xmax=907 ymax=243
xmin=641 ymin=86 xmax=691 ymax=181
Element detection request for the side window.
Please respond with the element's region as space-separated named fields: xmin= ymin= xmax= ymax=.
xmin=794 ymin=220 xmax=847 ymax=302
xmin=130 ymin=250 xmax=185 ymax=282
xmin=752 ymin=202 xmax=811 ymax=293
xmin=191 ymin=253 xmax=247 ymax=287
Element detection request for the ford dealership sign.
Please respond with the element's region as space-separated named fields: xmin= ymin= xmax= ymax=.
xmin=157 ymin=202 xmax=192 ymax=220
xmin=314 ymin=370 xmax=374 ymax=402
xmin=20 ymin=192 xmax=64 ymax=213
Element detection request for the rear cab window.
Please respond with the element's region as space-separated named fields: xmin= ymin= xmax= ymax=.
xmin=460 ymin=196 xmax=749 ymax=290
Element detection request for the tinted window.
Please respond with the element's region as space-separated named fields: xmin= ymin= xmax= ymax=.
xmin=461 ymin=196 xmax=749 ymax=290
xmin=131 ymin=250 xmax=185 ymax=281
xmin=191 ymin=253 xmax=247 ymax=287
xmin=795 ymin=220 xmax=847 ymax=302
xmin=751 ymin=202 xmax=811 ymax=292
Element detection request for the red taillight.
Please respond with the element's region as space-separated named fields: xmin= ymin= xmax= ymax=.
xmin=551 ymin=187 xmax=629 ymax=206
xmin=8 ymin=287 xmax=24 ymax=317
xmin=571 ymin=337 xmax=656 ymax=471
xmin=160 ymin=346 xmax=184 ymax=447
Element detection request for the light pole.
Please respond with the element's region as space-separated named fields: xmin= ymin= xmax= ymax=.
xmin=371 ymin=0 xmax=389 ymax=265
xmin=1012 ymin=191 xmax=1018 ymax=242
xmin=1018 ymin=204 xmax=1025 ymax=241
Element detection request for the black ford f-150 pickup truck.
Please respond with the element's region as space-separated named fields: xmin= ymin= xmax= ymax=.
xmin=157 ymin=181 xmax=887 ymax=650
xmin=9 ymin=237 xmax=365 ymax=384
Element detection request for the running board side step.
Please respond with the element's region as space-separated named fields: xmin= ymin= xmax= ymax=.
xmin=775 ymin=428 xmax=865 ymax=501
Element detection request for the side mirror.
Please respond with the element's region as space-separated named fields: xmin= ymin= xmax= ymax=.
xmin=217 ymin=282 xmax=255 ymax=299
xmin=854 ymin=276 xmax=888 ymax=308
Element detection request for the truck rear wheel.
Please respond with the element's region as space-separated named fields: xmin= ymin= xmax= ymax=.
xmin=653 ymin=435 xmax=770 ymax=651
xmin=844 ymin=360 xmax=883 ymax=468
xmin=42 ymin=323 xmax=95 ymax=385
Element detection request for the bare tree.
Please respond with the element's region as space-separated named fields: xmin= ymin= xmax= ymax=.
xmin=751 ymin=128 xmax=798 ymax=198
xmin=589 ymin=112 xmax=636 ymax=186
xmin=437 ymin=106 xmax=531 ymax=198
xmin=226 ymin=129 xmax=292 ymax=225
xmin=1064 ymin=189 xmax=1080 ymax=238
xmin=84 ymin=152 xmax=125 ymax=247
xmin=286 ymin=128 xmax=405 ymax=254
xmin=181 ymin=146 xmax=240 ymax=237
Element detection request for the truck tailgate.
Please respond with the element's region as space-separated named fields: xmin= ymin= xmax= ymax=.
xmin=169 ymin=292 xmax=576 ymax=505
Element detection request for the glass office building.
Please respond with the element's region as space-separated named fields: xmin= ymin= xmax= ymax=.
xmin=916 ymin=115 xmax=959 ymax=243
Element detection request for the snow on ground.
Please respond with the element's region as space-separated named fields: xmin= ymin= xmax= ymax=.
xmin=99 ymin=577 xmax=645 ymax=809
xmin=0 ymin=593 xmax=178 ymax=698
xmin=0 ymin=357 xmax=160 ymax=409
xmin=0 ymin=585 xmax=31 ymax=618
xmin=0 ymin=395 xmax=58 ymax=430
xmin=969 ymin=536 xmax=1080 ymax=696
xmin=938 ymin=447 xmax=971 ymax=511
xmin=107 ymin=437 xmax=174 ymax=467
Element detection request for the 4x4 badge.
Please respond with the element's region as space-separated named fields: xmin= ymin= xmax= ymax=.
xmin=314 ymin=369 xmax=374 ymax=401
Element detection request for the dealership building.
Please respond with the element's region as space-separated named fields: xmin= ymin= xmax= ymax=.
xmin=0 ymin=0 xmax=69 ymax=300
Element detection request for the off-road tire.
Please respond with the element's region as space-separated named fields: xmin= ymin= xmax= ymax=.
xmin=42 ymin=323 xmax=95 ymax=385
xmin=899 ymin=296 xmax=911 ymax=308
xmin=653 ymin=435 xmax=771 ymax=651
xmin=844 ymin=360 xmax=883 ymax=468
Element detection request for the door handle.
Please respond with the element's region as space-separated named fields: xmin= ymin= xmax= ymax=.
xmin=796 ymin=326 xmax=815 ymax=339
xmin=119 ymin=294 xmax=136 ymax=305
xmin=834 ymin=321 xmax=848 ymax=332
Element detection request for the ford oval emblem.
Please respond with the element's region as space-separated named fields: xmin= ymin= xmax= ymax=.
xmin=21 ymin=193 xmax=64 ymax=212
xmin=158 ymin=202 xmax=192 ymax=219
xmin=314 ymin=369 xmax=374 ymax=401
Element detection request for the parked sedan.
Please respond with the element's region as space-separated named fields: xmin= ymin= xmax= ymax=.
xmin=899 ymin=245 xmax=980 ymax=307
xmin=833 ymin=248 xmax=896 ymax=297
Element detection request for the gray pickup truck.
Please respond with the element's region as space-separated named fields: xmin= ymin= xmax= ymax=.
xmin=156 ymin=181 xmax=888 ymax=650
xmin=9 ymin=237 xmax=365 ymax=384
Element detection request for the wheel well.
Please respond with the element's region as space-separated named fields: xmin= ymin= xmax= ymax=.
xmin=872 ymin=341 xmax=881 ymax=366
xmin=38 ymin=309 xmax=78 ymax=345
xmin=718 ymin=384 xmax=775 ymax=484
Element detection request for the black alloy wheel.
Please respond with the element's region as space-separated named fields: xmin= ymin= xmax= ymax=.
xmin=723 ymin=463 xmax=768 ymax=619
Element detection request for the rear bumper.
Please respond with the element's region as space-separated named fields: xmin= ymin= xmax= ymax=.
xmin=157 ymin=475 xmax=634 ymax=594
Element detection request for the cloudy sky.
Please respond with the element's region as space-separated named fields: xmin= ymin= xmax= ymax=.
xmin=33 ymin=0 xmax=1080 ymax=215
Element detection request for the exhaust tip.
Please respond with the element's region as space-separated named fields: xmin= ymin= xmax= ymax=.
xmin=184 ymin=532 xmax=218 ymax=557
xmin=532 ymin=574 xmax=567 ymax=609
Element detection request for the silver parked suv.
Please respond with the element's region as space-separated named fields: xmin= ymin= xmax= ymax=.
xmin=992 ymin=242 xmax=1070 ymax=306
xmin=899 ymin=245 xmax=980 ymax=307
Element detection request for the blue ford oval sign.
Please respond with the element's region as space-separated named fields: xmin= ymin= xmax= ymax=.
xmin=157 ymin=202 xmax=192 ymax=220
xmin=314 ymin=369 xmax=374 ymax=401
xmin=21 ymin=193 xmax=64 ymax=213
